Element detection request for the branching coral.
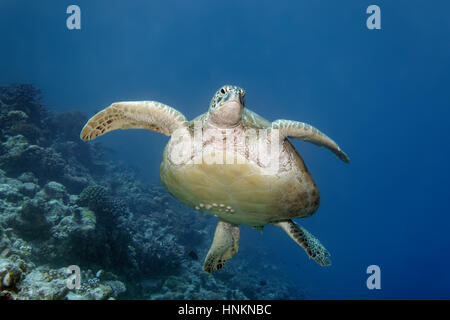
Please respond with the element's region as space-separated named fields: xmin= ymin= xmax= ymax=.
xmin=0 ymin=135 xmax=65 ymax=181
xmin=7 ymin=123 xmax=43 ymax=144
xmin=0 ymin=84 xmax=45 ymax=125
xmin=75 ymin=185 xmax=136 ymax=275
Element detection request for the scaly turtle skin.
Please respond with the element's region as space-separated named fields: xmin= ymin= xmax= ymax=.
xmin=80 ymin=85 xmax=349 ymax=273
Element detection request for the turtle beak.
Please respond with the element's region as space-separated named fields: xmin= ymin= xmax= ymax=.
xmin=222 ymin=91 xmax=244 ymax=107
xmin=212 ymin=90 xmax=244 ymax=127
xmin=217 ymin=91 xmax=243 ymax=117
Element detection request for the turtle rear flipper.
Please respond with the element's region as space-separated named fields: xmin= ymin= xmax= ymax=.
xmin=203 ymin=220 xmax=240 ymax=273
xmin=275 ymin=220 xmax=331 ymax=266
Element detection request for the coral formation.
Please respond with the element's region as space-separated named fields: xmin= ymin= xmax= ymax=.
xmin=0 ymin=84 xmax=305 ymax=300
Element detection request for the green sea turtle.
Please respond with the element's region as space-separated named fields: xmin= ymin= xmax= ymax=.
xmin=80 ymin=85 xmax=349 ymax=273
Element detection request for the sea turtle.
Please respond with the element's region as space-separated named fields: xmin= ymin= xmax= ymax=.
xmin=80 ymin=85 xmax=349 ymax=273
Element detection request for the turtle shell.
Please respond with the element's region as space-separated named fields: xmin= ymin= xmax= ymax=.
xmin=160 ymin=108 xmax=320 ymax=227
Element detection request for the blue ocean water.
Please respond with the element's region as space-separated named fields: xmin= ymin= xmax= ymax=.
xmin=1 ymin=0 xmax=449 ymax=299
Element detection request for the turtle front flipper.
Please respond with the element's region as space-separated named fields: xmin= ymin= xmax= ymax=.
xmin=275 ymin=220 xmax=331 ymax=266
xmin=203 ymin=220 xmax=240 ymax=273
xmin=271 ymin=119 xmax=350 ymax=163
xmin=80 ymin=101 xmax=188 ymax=140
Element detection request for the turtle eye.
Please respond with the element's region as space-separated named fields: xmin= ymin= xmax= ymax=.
xmin=220 ymin=88 xmax=226 ymax=94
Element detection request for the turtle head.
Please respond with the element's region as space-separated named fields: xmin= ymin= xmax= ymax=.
xmin=208 ymin=85 xmax=245 ymax=128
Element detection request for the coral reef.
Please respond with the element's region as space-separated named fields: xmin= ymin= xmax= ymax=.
xmin=0 ymin=84 xmax=45 ymax=126
xmin=0 ymin=84 xmax=305 ymax=300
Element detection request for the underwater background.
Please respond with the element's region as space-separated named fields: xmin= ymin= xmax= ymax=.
xmin=0 ymin=0 xmax=449 ymax=299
